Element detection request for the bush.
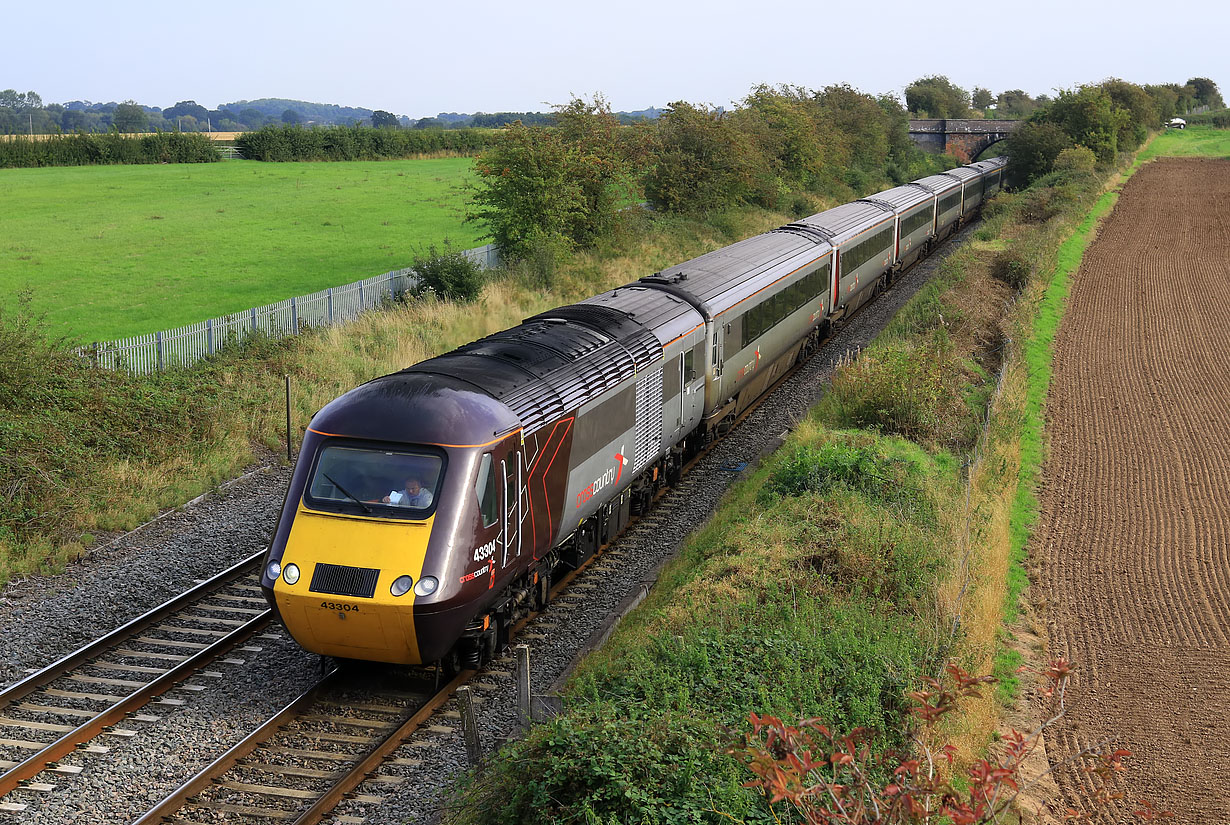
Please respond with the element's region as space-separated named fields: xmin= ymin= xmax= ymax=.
xmin=991 ymin=244 xmax=1037 ymax=291
xmin=0 ymin=132 xmax=219 ymax=168
xmin=825 ymin=331 xmax=974 ymax=448
xmin=1053 ymin=145 xmax=1097 ymax=175
xmin=410 ymin=244 xmax=485 ymax=303
xmin=235 ymin=124 xmax=493 ymax=161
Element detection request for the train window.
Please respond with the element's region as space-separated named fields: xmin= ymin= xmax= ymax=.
xmin=475 ymin=452 xmax=498 ymax=528
xmin=741 ymin=307 xmax=757 ymax=350
xmin=684 ymin=347 xmax=695 ymax=381
xmin=305 ymin=444 xmax=444 ymax=519
xmin=902 ymin=205 xmax=934 ymax=236
xmin=662 ymin=353 xmax=682 ymax=400
xmin=938 ymin=191 xmax=961 ymax=213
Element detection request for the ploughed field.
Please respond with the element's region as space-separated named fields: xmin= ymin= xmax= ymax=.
xmin=1036 ymin=157 xmax=1230 ymax=820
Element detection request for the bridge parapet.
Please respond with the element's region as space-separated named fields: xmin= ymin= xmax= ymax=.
xmin=907 ymin=118 xmax=1022 ymax=162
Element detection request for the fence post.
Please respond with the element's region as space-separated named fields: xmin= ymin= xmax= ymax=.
xmin=359 ymin=280 xmax=365 ymax=308
xmin=291 ymin=296 xmax=298 ymax=331
xmin=327 ymin=288 xmax=334 ymax=323
xmin=388 ymin=271 xmax=395 ymax=301
xmin=206 ymin=318 xmax=215 ymax=355
xmin=250 ymin=307 xmax=257 ymax=333
xmin=156 ymin=330 xmax=164 ymax=372
xmin=515 ymin=644 xmax=531 ymax=728
xmin=457 ymin=686 xmax=483 ymax=766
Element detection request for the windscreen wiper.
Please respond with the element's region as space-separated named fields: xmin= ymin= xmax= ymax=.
xmin=323 ymin=473 xmax=373 ymax=514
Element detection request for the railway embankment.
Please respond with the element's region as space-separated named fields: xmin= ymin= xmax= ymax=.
xmin=441 ymin=133 xmax=1212 ymax=824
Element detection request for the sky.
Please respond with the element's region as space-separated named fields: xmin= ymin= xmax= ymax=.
xmin=5 ymin=0 xmax=1227 ymax=117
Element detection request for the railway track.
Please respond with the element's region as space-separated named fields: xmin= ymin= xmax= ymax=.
xmin=126 ymin=534 xmax=635 ymax=824
xmin=0 ymin=551 xmax=272 ymax=813
xmin=132 ymin=667 xmax=467 ymax=824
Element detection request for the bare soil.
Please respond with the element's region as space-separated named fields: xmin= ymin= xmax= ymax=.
xmin=1034 ymin=157 xmax=1230 ymax=822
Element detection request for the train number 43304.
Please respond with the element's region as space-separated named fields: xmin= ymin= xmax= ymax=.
xmin=320 ymin=601 xmax=359 ymax=612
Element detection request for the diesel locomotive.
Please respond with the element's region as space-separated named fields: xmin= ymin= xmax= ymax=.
xmin=260 ymin=156 xmax=1007 ymax=669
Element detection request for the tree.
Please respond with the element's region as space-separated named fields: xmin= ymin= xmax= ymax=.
xmin=1187 ymin=77 xmax=1224 ymax=109
xmin=1101 ymin=78 xmax=1159 ymax=149
xmin=238 ymin=108 xmax=266 ymax=128
xmin=644 ymin=101 xmax=770 ymax=212
xmin=904 ymin=75 xmax=970 ymax=118
xmin=469 ymin=96 xmax=641 ymax=259
xmin=995 ymin=89 xmax=1039 ymax=118
xmin=371 ymin=109 xmax=399 ymax=129
xmin=738 ymin=84 xmax=839 ymax=192
xmin=112 ymin=100 xmax=148 ymax=133
xmin=1040 ymin=85 xmax=1127 ymax=163
xmin=1005 ymin=121 xmax=1073 ymax=183
xmin=281 ymin=108 xmax=302 ymax=125
xmin=164 ymin=100 xmax=209 ymax=121
xmin=468 ymin=122 xmax=587 ymax=260
xmin=971 ymin=87 xmax=995 ymax=110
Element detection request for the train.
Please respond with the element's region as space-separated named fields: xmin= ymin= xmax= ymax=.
xmin=259 ymin=155 xmax=1008 ymax=670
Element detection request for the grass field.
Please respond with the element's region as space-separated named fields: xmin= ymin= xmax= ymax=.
xmin=1138 ymin=125 xmax=1230 ymax=161
xmin=0 ymin=157 xmax=482 ymax=343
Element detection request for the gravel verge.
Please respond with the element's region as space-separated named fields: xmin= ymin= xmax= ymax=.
xmin=0 ymin=224 xmax=973 ymax=825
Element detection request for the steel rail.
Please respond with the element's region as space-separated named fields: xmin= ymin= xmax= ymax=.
xmin=0 ymin=609 xmax=272 ymax=797
xmin=0 ymin=550 xmax=268 ymax=797
xmin=131 ymin=669 xmax=345 ymax=825
xmin=289 ymin=669 xmax=471 ymax=825
xmin=131 ymin=668 xmax=472 ymax=825
xmin=0 ymin=549 xmax=266 ymax=708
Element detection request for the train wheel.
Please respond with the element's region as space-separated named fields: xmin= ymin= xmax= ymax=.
xmin=436 ymin=647 xmax=464 ymax=686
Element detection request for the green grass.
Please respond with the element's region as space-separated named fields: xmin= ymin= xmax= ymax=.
xmin=0 ymin=157 xmax=481 ymax=343
xmin=1137 ymin=125 xmax=1230 ymax=162
xmin=1007 ymin=188 xmax=1119 ymax=627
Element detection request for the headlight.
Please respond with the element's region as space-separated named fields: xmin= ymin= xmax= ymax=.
xmin=283 ymin=563 xmax=301 ymax=585
xmin=390 ymin=575 xmax=413 ymax=597
xmin=414 ymin=576 xmax=438 ymax=597
xmin=265 ymin=560 xmax=281 ymax=582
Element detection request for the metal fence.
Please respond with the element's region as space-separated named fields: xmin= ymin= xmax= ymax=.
xmin=78 ymin=243 xmax=501 ymax=375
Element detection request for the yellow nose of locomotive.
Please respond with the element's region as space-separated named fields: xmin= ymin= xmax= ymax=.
xmin=272 ymin=504 xmax=434 ymax=664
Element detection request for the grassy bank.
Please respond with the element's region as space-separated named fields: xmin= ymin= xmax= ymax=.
xmin=0 ymin=156 xmax=482 ymax=342
xmin=0 ymin=207 xmax=788 ymax=582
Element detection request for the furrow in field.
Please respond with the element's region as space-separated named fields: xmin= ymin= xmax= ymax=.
xmin=1035 ymin=158 xmax=1230 ymax=822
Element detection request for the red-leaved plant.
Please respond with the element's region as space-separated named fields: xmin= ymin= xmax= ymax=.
xmin=727 ymin=660 xmax=1172 ymax=823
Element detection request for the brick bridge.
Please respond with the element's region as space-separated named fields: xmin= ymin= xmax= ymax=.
xmin=908 ymin=119 xmax=1021 ymax=163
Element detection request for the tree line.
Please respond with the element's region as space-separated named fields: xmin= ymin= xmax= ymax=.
xmin=1004 ymin=76 xmax=1222 ymax=183
xmin=904 ymin=74 xmax=1221 ymax=121
xmin=468 ymin=86 xmax=951 ymax=264
xmin=0 ymin=89 xmax=667 ymax=135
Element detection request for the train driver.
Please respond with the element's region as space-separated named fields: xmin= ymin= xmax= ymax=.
xmin=383 ymin=477 xmax=433 ymax=508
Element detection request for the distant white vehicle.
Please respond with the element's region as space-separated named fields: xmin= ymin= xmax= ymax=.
xmin=1167 ymin=117 xmax=1187 ymax=129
